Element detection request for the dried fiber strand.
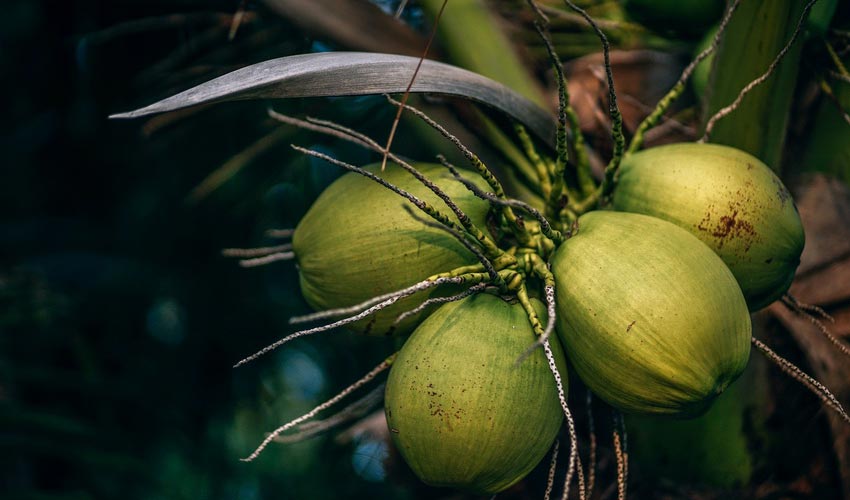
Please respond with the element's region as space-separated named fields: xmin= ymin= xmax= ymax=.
xmin=268 ymin=109 xmax=375 ymax=150
xmin=272 ymin=383 xmax=385 ymax=444
xmin=544 ymin=439 xmax=560 ymax=500
xmin=612 ymin=411 xmax=627 ymax=500
xmin=222 ymin=243 xmax=292 ymax=258
xmin=393 ymin=283 xmax=488 ymax=325
xmin=234 ymin=276 xmax=470 ymax=367
xmin=292 ymin=146 xmax=467 ymax=237
xmin=402 ymin=205 xmax=502 ymax=285
xmin=701 ymin=0 xmax=817 ymax=142
xmin=628 ymin=0 xmax=742 ymax=154
xmin=289 ymin=267 xmax=483 ymax=324
xmin=384 ymin=95 xmax=508 ymax=199
xmin=586 ymin=390 xmax=597 ymax=497
xmin=265 ymin=228 xmax=294 ymax=238
xmin=241 ymin=354 xmax=395 ymax=461
xmin=237 ymin=252 xmax=295 ymax=267
xmin=543 ymin=339 xmax=585 ymax=500
xmin=290 ymin=113 xmax=501 ymax=257
xmin=783 ymin=293 xmax=835 ymax=322
xmin=440 ymin=157 xmax=563 ymax=243
xmin=781 ymin=294 xmax=849 ymax=359
xmin=752 ymin=337 xmax=850 ymax=424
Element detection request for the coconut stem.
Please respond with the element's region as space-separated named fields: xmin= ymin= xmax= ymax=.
xmin=295 ymin=121 xmax=502 ymax=258
xmin=440 ymin=157 xmax=563 ymax=245
xmin=752 ymin=337 xmax=850 ymax=424
xmin=384 ymin=96 xmax=509 ymax=200
xmin=517 ymin=281 xmax=546 ymax=339
xmin=560 ymin=0 xmax=624 ymax=207
xmin=292 ymin=146 xmax=502 ymax=259
xmin=402 ymin=205 xmax=505 ymax=286
xmin=700 ymin=0 xmax=817 ymax=143
xmin=515 ymin=279 xmax=556 ymax=366
xmin=383 ymin=96 xmax=527 ymax=235
xmin=530 ymin=16 xmax=594 ymax=204
xmin=241 ymin=353 xmax=396 ymax=461
xmin=627 ymin=0 xmax=742 ymax=156
xmin=514 ymin=123 xmax=553 ymax=198
xmin=276 ymin=111 xmax=505 ymax=260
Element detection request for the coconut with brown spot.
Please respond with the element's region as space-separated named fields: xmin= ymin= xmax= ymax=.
xmin=611 ymin=143 xmax=804 ymax=310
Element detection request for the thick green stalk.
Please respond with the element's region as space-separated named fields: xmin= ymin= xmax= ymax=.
xmin=420 ymin=0 xmax=556 ymax=206
xmin=421 ymin=0 xmax=547 ymax=108
xmin=799 ymin=51 xmax=850 ymax=186
xmin=702 ymin=0 xmax=807 ymax=170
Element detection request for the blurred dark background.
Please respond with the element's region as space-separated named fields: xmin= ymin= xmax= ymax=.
xmin=0 ymin=1 xmax=436 ymax=498
xmin=4 ymin=1 xmax=850 ymax=499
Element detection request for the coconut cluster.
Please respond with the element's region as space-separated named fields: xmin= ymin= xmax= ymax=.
xmin=278 ymin=141 xmax=803 ymax=494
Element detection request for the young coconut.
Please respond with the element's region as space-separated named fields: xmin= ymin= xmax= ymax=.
xmin=384 ymin=293 xmax=567 ymax=494
xmin=552 ymin=211 xmax=751 ymax=417
xmin=611 ymin=143 xmax=805 ymax=311
xmin=293 ymin=162 xmax=493 ymax=335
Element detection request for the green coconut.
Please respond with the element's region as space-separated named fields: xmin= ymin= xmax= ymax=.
xmin=552 ymin=211 xmax=751 ymax=417
xmin=612 ymin=143 xmax=805 ymax=311
xmin=384 ymin=293 xmax=566 ymax=494
xmin=293 ymin=163 xmax=491 ymax=336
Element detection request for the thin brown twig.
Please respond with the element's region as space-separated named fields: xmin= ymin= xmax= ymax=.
xmin=381 ymin=0 xmax=448 ymax=171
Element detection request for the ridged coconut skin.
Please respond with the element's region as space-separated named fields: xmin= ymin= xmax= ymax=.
xmin=552 ymin=211 xmax=751 ymax=417
xmin=385 ymin=294 xmax=566 ymax=494
xmin=612 ymin=143 xmax=805 ymax=311
xmin=293 ymin=163 xmax=491 ymax=336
